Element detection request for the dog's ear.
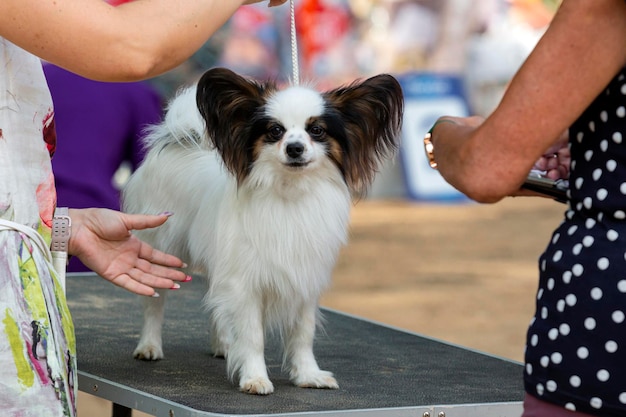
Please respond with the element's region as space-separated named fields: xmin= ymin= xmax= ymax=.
xmin=323 ymin=74 xmax=404 ymax=196
xmin=196 ymin=68 xmax=276 ymax=183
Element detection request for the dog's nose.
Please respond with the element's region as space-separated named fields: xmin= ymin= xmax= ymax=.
xmin=286 ymin=143 xmax=305 ymax=158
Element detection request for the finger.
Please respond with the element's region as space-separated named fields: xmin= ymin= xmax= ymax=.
xmin=134 ymin=257 xmax=188 ymax=284
xmin=138 ymin=242 xmax=186 ymax=269
xmin=122 ymin=213 xmax=171 ymax=231
xmin=108 ymin=272 xmax=159 ymax=297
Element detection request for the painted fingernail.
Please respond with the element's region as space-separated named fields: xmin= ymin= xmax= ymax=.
xmin=181 ymin=262 xmax=188 ymax=268
xmin=158 ymin=211 xmax=174 ymax=217
xmin=151 ymin=292 xmax=160 ymax=298
xmin=184 ymin=275 xmax=193 ymax=282
xmin=171 ymin=283 xmax=181 ymax=290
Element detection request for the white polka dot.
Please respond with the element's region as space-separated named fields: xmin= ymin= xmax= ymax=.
xmin=552 ymin=251 xmax=563 ymax=262
xmin=526 ymin=363 xmax=533 ymax=375
xmin=583 ymin=197 xmax=593 ymax=209
xmin=597 ymin=257 xmax=609 ymax=270
xmin=563 ymin=271 xmax=572 ymax=284
xmin=607 ymin=230 xmax=619 ymax=241
xmin=585 ymin=317 xmax=597 ymax=330
xmin=547 ymin=278 xmax=555 ymax=290
xmin=619 ymin=392 xmax=626 ymax=404
xmin=572 ymin=244 xmax=583 ymax=255
xmin=541 ymin=307 xmax=548 ymax=319
xmin=582 ymin=236 xmax=594 ymax=247
xmin=570 ymin=375 xmax=581 ymax=387
xmin=546 ymin=380 xmax=557 ymax=392
xmin=597 ymin=188 xmax=608 ymax=201
xmin=589 ymin=121 xmax=596 ymax=132
xmin=618 ymin=280 xmax=626 ymax=292
xmin=585 ymin=150 xmax=594 ymax=161
xmin=552 ymin=232 xmax=561 ymax=244
xmin=573 ymin=264 xmax=584 ymax=276
xmin=565 ymin=294 xmax=577 ymax=306
xmin=568 ymin=225 xmax=578 ymax=235
xmin=600 ymin=110 xmax=608 ymax=122
xmin=557 ymin=299 xmax=566 ymax=312
xmin=577 ymin=132 xmax=584 ymax=142
xmin=565 ymin=403 xmax=576 ymax=411
xmin=607 ymin=159 xmax=617 ymax=171
xmin=575 ymin=177 xmax=584 ymax=190
xmin=536 ymin=383 xmax=545 ymax=396
xmin=537 ymin=288 xmax=544 ymax=300
xmin=613 ymin=131 xmax=623 ymax=143
xmin=618 ymin=106 xmax=626 ymax=118
xmin=540 ymin=258 xmax=547 ymax=271
xmin=591 ymin=287 xmax=603 ymax=300
xmin=606 ymin=340 xmax=618 ymax=353
xmin=586 ymin=218 xmax=596 ymax=229
xmin=592 ymin=168 xmax=603 ymax=180
xmin=597 ymin=369 xmax=610 ymax=382
xmin=559 ymin=324 xmax=571 ymax=336
xmin=540 ymin=355 xmax=550 ymax=367
xmin=531 ymin=334 xmax=538 ymax=346
xmin=612 ymin=310 xmax=625 ymax=323
xmin=548 ymin=328 xmax=559 ymax=340
xmin=551 ymin=352 xmax=563 ymax=364
xmin=600 ymin=139 xmax=608 ymax=151
xmin=622 ymin=83 xmax=626 ymax=95
xmin=590 ymin=397 xmax=603 ymax=409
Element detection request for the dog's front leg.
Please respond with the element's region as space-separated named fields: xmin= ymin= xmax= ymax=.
xmin=285 ymin=301 xmax=338 ymax=389
xmin=133 ymin=290 xmax=167 ymax=360
xmin=216 ymin=296 xmax=274 ymax=395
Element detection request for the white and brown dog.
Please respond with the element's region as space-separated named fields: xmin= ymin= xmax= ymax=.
xmin=122 ymin=68 xmax=404 ymax=394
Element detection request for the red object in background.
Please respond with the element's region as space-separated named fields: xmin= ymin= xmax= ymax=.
xmin=296 ymin=0 xmax=351 ymax=68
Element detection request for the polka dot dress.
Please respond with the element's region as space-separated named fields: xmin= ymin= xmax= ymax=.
xmin=524 ymin=67 xmax=626 ymax=416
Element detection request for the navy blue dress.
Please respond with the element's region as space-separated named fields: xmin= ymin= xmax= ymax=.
xmin=525 ymin=67 xmax=626 ymax=416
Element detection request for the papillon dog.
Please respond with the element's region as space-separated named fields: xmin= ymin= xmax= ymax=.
xmin=122 ymin=68 xmax=404 ymax=395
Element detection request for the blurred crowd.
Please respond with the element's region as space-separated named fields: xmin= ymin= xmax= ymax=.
xmin=148 ymin=0 xmax=559 ymax=115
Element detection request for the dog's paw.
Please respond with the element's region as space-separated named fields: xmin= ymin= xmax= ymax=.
xmin=292 ymin=370 xmax=339 ymax=389
xmin=133 ymin=344 xmax=164 ymax=361
xmin=239 ymin=377 xmax=274 ymax=395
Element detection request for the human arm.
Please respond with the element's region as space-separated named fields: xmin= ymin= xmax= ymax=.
xmin=428 ymin=0 xmax=626 ymax=203
xmin=67 ymin=208 xmax=188 ymax=297
xmin=0 ymin=0 xmax=286 ymax=82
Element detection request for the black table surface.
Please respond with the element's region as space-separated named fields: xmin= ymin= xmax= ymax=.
xmin=66 ymin=273 xmax=524 ymax=416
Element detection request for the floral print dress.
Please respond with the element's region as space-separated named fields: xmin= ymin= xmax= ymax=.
xmin=0 ymin=38 xmax=76 ymax=416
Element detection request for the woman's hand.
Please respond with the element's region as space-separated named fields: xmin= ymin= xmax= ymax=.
xmin=244 ymin=0 xmax=287 ymax=6
xmin=67 ymin=208 xmax=189 ymax=297
xmin=532 ymin=130 xmax=570 ymax=180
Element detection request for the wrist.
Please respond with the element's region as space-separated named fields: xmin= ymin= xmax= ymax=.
xmin=424 ymin=119 xmax=458 ymax=169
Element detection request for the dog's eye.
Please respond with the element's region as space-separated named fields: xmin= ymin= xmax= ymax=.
xmin=267 ymin=125 xmax=285 ymax=142
xmin=308 ymin=125 xmax=326 ymax=141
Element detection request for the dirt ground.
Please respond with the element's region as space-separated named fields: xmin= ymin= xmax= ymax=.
xmin=78 ymin=197 xmax=566 ymax=416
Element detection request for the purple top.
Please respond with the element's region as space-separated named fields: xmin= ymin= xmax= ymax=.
xmin=44 ymin=64 xmax=164 ymax=271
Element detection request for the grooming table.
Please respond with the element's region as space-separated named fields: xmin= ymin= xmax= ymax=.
xmin=67 ymin=273 xmax=524 ymax=417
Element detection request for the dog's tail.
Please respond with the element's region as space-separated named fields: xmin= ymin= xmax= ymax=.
xmin=142 ymin=85 xmax=209 ymax=152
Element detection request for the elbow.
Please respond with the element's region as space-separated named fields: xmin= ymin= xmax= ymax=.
xmin=451 ymin=174 xmax=518 ymax=204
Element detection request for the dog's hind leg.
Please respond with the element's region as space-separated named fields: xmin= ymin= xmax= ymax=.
xmin=133 ymin=290 xmax=167 ymax=360
xmin=285 ymin=302 xmax=338 ymax=389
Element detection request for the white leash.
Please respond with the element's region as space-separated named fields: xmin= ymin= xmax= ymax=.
xmin=289 ymin=0 xmax=300 ymax=85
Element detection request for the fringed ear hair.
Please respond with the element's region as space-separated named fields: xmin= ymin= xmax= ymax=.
xmin=196 ymin=68 xmax=277 ymax=184
xmin=323 ymin=74 xmax=404 ymax=196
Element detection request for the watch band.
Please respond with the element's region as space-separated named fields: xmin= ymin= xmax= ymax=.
xmin=51 ymin=207 xmax=71 ymax=253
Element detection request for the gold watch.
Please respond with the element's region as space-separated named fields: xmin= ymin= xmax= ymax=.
xmin=423 ymin=131 xmax=437 ymax=169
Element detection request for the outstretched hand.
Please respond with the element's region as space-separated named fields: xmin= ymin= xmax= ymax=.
xmin=67 ymin=208 xmax=189 ymax=297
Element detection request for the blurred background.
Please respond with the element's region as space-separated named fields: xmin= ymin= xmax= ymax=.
xmin=49 ymin=0 xmax=567 ymax=415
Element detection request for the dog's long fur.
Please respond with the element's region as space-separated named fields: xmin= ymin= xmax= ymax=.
xmin=122 ymin=68 xmax=403 ymax=395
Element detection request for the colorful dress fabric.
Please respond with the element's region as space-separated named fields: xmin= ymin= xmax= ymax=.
xmin=0 ymin=38 xmax=76 ymax=416
xmin=524 ymin=67 xmax=626 ymax=416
